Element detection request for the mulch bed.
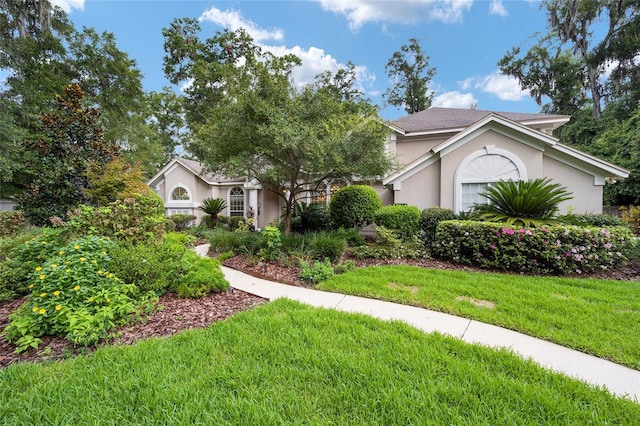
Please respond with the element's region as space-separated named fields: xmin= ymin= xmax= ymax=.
xmin=1 ymin=251 xmax=638 ymax=368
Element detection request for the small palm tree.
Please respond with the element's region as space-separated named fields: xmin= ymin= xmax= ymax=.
xmin=472 ymin=178 xmax=573 ymax=227
xmin=198 ymin=197 xmax=227 ymax=227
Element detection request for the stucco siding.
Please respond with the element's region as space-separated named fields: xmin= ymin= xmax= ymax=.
xmin=371 ymin=183 xmax=394 ymax=206
xmin=392 ymin=161 xmax=441 ymax=209
xmin=395 ymin=136 xmax=447 ymax=165
xmin=544 ymin=155 xmax=603 ymax=214
xmin=258 ymin=189 xmax=281 ymax=229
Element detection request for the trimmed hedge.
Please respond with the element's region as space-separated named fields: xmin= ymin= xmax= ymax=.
xmin=373 ymin=205 xmax=421 ymax=241
xmin=419 ymin=207 xmax=457 ymax=247
xmin=329 ymin=185 xmax=381 ymax=229
xmin=433 ymin=220 xmax=635 ymax=275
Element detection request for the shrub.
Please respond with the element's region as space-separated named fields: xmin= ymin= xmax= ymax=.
xmin=560 ymin=213 xmax=628 ymax=228
xmin=208 ymin=229 xmax=264 ymax=256
xmin=349 ymin=226 xmax=427 ymax=260
xmin=334 ymin=259 xmax=356 ymax=274
xmin=198 ymin=198 xmax=227 ymax=227
xmin=373 ymin=205 xmax=421 ymax=241
xmin=333 ymin=227 xmax=366 ymax=247
xmin=291 ymin=202 xmax=330 ymax=233
xmin=174 ymin=252 xmax=229 ymax=298
xmin=299 ymin=258 xmax=334 ymax=284
xmin=472 ymin=178 xmax=573 ymax=227
xmin=310 ymin=232 xmax=347 ymax=262
xmin=170 ymin=214 xmax=197 ymax=231
xmin=420 ymin=207 xmax=457 ymax=248
xmin=433 ymin=220 xmax=635 ymax=275
xmin=4 ymin=236 xmax=144 ymax=352
xmin=621 ymin=206 xmax=640 ymax=235
xmin=65 ymin=191 xmax=167 ymax=243
xmin=259 ymin=226 xmax=282 ymax=261
xmin=329 ymin=185 xmax=382 ymax=229
xmin=0 ymin=211 xmax=27 ymax=237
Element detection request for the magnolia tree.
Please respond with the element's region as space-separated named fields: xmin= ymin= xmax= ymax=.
xmin=162 ymin=20 xmax=395 ymax=233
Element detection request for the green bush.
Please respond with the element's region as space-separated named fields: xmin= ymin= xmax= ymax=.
xmin=333 ymin=227 xmax=366 ymax=247
xmin=4 ymin=236 xmax=144 ymax=352
xmin=329 ymin=185 xmax=382 ymax=229
xmin=65 ymin=192 xmax=167 ymax=243
xmin=420 ymin=207 xmax=457 ymax=248
xmin=290 ymin=202 xmax=330 ymax=233
xmin=174 ymin=252 xmax=229 ymax=298
xmin=560 ymin=213 xmax=628 ymax=228
xmin=310 ymin=233 xmax=347 ymax=262
xmin=621 ymin=206 xmax=640 ymax=235
xmin=299 ymin=258 xmax=334 ymax=284
xmin=433 ymin=220 xmax=636 ymax=275
xmin=373 ymin=205 xmax=421 ymax=241
xmin=170 ymin=214 xmax=196 ymax=231
xmin=208 ymin=229 xmax=264 ymax=256
xmin=259 ymin=226 xmax=282 ymax=261
xmin=349 ymin=226 xmax=427 ymax=260
xmin=0 ymin=211 xmax=27 ymax=237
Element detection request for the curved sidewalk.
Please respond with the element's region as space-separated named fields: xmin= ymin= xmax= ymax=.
xmin=218 ymin=264 xmax=640 ymax=402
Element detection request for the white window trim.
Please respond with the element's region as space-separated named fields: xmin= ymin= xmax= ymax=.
xmin=228 ymin=186 xmax=245 ymax=217
xmin=453 ymin=145 xmax=527 ymax=214
xmin=168 ymin=184 xmax=192 ymax=202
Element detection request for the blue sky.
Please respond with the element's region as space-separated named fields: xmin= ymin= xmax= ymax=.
xmin=53 ymin=0 xmax=550 ymax=121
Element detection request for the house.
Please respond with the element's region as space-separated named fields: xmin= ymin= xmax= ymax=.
xmin=381 ymin=107 xmax=628 ymax=214
xmin=149 ymin=108 xmax=629 ymax=227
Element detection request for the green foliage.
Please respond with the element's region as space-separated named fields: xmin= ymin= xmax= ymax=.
xmin=373 ymin=204 xmax=421 ymax=241
xmin=329 ymin=185 xmax=382 ymax=229
xmin=291 ymin=202 xmax=330 ymax=233
xmin=3 ymin=236 xmax=142 ymax=352
xmin=433 ymin=220 xmax=635 ymax=275
xmin=208 ymin=229 xmax=264 ymax=256
xmin=560 ymin=213 xmax=628 ymax=228
xmin=350 ymin=226 xmax=427 ymax=260
xmin=175 ymin=252 xmax=228 ymax=298
xmin=419 ymin=207 xmax=457 ymax=248
xmin=259 ymin=226 xmax=282 ymax=261
xmin=299 ymin=258 xmax=334 ymax=284
xmin=198 ymin=198 xmax=227 ymax=227
xmin=621 ymin=206 xmax=640 ymax=236
xmin=17 ymin=84 xmax=120 ymax=226
xmin=384 ymin=38 xmax=436 ymax=114
xmin=472 ymin=178 xmax=573 ymax=227
xmin=310 ymin=233 xmax=346 ymax=262
xmin=0 ymin=210 xmax=26 ymax=237
xmin=334 ymin=260 xmax=356 ymax=275
xmin=170 ymin=214 xmax=196 ymax=231
xmin=65 ymin=191 xmax=166 ymax=243
xmin=85 ymin=159 xmax=149 ymax=206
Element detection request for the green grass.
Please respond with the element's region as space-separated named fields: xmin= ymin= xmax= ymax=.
xmin=319 ymin=265 xmax=640 ymax=369
xmin=1 ymin=299 xmax=637 ymax=424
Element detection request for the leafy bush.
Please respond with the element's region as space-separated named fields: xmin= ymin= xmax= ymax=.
xmin=208 ymin=229 xmax=264 ymax=256
xmin=373 ymin=205 xmax=421 ymax=241
xmin=621 ymin=206 xmax=640 ymax=235
xmin=291 ymin=202 xmax=330 ymax=233
xmin=420 ymin=207 xmax=457 ymax=248
xmin=333 ymin=227 xmax=366 ymax=247
xmin=174 ymin=252 xmax=228 ymax=298
xmin=472 ymin=178 xmax=573 ymax=227
xmin=170 ymin=214 xmax=196 ymax=231
xmin=0 ymin=211 xmax=27 ymax=237
xmin=560 ymin=213 xmax=628 ymax=228
xmin=198 ymin=198 xmax=227 ymax=227
xmin=334 ymin=259 xmax=356 ymax=274
xmin=310 ymin=233 xmax=346 ymax=262
xmin=433 ymin=220 xmax=635 ymax=275
xmin=350 ymin=226 xmax=427 ymax=260
xmin=259 ymin=226 xmax=282 ymax=261
xmin=299 ymin=258 xmax=334 ymax=284
xmin=65 ymin=191 xmax=167 ymax=243
xmin=329 ymin=185 xmax=382 ymax=229
xmin=4 ymin=236 xmax=143 ymax=352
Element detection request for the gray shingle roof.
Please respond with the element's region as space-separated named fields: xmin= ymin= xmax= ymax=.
xmin=392 ymin=107 xmax=569 ymax=133
xmin=177 ymin=157 xmax=243 ymax=184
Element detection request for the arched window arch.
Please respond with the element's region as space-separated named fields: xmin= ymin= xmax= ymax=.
xmin=228 ymin=186 xmax=245 ymax=217
xmin=454 ymin=146 xmax=527 ymax=214
xmin=170 ymin=185 xmax=191 ymax=201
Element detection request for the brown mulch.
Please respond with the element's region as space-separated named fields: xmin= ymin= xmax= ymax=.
xmin=1 ymin=250 xmax=639 ymax=368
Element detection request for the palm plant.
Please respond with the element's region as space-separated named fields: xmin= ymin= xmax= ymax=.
xmin=198 ymin=197 xmax=227 ymax=227
xmin=471 ymin=178 xmax=573 ymax=227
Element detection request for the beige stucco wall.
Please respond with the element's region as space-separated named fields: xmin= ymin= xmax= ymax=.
xmin=439 ymin=129 xmax=544 ymax=210
xmin=258 ymin=189 xmax=281 ymax=229
xmin=543 ymin=155 xmax=603 ymax=214
xmin=371 ymin=183 xmax=394 ymax=206
xmin=391 ymin=162 xmax=441 ymax=209
xmin=395 ymin=135 xmax=447 ymax=165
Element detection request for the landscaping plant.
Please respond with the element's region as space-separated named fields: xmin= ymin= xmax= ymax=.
xmin=198 ymin=197 xmax=227 ymax=227
xmin=373 ymin=204 xmax=421 ymax=241
xmin=329 ymin=185 xmax=382 ymax=229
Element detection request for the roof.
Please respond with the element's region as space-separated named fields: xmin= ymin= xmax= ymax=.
xmin=392 ymin=107 xmax=571 ymax=134
xmin=147 ymin=157 xmax=245 ymax=187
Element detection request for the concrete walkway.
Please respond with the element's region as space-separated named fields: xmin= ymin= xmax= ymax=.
xmin=198 ymin=245 xmax=640 ymax=401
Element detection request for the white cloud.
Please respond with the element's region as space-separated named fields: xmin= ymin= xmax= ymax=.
xmin=476 ymin=72 xmax=527 ymax=101
xmin=489 ymin=0 xmax=508 ymax=17
xmin=199 ymin=7 xmax=284 ymax=43
xmin=458 ymin=77 xmax=474 ymax=90
xmin=49 ymin=0 xmax=84 ymax=13
xmin=316 ymin=0 xmax=473 ymax=29
xmin=432 ymin=91 xmax=477 ymax=108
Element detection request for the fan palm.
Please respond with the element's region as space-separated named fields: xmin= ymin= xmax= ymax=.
xmin=198 ymin=197 xmax=227 ymax=227
xmin=472 ymin=178 xmax=573 ymax=227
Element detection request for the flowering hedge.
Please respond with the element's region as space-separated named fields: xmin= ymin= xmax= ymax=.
xmin=433 ymin=220 xmax=636 ymax=275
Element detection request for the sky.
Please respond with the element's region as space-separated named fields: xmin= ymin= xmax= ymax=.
xmin=51 ymin=0 xmax=551 ymax=121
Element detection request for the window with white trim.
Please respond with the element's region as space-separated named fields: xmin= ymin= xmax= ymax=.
xmin=229 ymin=187 xmax=245 ymax=217
xmin=170 ymin=186 xmax=190 ymax=201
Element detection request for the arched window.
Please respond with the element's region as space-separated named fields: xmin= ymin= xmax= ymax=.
xmin=454 ymin=146 xmax=527 ymax=213
xmin=229 ymin=187 xmax=245 ymax=217
xmin=170 ymin=186 xmax=190 ymax=201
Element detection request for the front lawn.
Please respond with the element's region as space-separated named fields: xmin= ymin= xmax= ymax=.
xmin=1 ymin=299 xmax=637 ymax=424
xmin=318 ymin=265 xmax=640 ymax=369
